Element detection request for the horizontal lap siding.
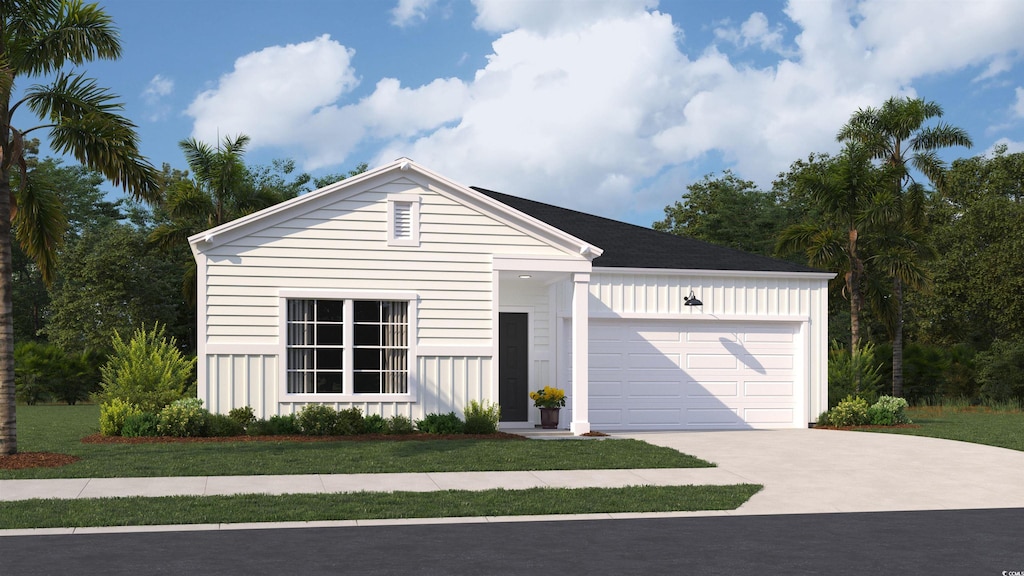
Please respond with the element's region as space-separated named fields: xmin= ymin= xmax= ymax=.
xmin=203 ymin=182 xmax=567 ymax=347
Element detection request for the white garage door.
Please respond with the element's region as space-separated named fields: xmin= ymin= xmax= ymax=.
xmin=584 ymin=320 xmax=802 ymax=430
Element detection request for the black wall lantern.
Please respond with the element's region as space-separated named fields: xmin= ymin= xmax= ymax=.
xmin=684 ymin=290 xmax=703 ymax=307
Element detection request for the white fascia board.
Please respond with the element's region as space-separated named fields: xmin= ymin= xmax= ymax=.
xmin=492 ymin=256 xmax=592 ymax=273
xmin=187 ymin=158 xmax=414 ymax=251
xmin=593 ymin=266 xmax=836 ymax=281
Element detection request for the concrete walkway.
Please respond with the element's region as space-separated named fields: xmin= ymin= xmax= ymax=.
xmin=3 ymin=428 xmax=1024 ymax=535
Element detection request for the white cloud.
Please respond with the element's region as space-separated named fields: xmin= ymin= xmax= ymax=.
xmin=391 ymin=0 xmax=436 ymax=27
xmin=986 ymin=137 xmax=1024 ymax=155
xmin=1014 ymin=87 xmax=1024 ymax=118
xmin=715 ymin=12 xmax=790 ymax=54
xmin=141 ymin=74 xmax=174 ymax=121
xmin=186 ymin=0 xmax=1024 ymax=222
xmin=186 ymin=35 xmax=359 ymax=149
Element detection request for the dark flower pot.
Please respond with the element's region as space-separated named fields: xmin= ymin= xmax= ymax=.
xmin=539 ymin=407 xmax=560 ymax=429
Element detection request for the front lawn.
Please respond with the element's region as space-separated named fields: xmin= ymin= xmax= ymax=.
xmin=1 ymin=405 xmax=713 ymax=479
xmin=859 ymin=406 xmax=1024 ymax=452
xmin=0 ymin=484 xmax=762 ymax=530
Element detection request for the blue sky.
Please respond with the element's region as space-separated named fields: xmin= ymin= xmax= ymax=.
xmin=29 ymin=0 xmax=1024 ymax=226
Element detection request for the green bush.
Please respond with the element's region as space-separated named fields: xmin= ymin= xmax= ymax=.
xmin=385 ymin=414 xmax=415 ymax=435
xmin=14 ymin=343 xmax=103 ymax=405
xmin=416 ymin=412 xmax=464 ymax=434
xmin=121 ymin=412 xmax=159 ymax=437
xmin=157 ymin=397 xmax=208 ymax=437
xmin=228 ymin=406 xmax=257 ymax=430
xmin=248 ymin=414 xmax=299 ymax=436
xmin=976 ymin=339 xmax=1024 ymax=404
xmin=364 ymin=413 xmax=386 ymax=434
xmin=97 ymin=324 xmax=196 ymax=413
xmin=297 ymin=404 xmax=339 ymax=436
xmin=827 ymin=340 xmax=883 ymax=407
xmin=206 ymin=413 xmax=245 ymax=437
xmin=99 ymin=398 xmax=143 ymax=436
xmin=336 ymin=407 xmax=366 ymax=435
xmin=826 ymin=395 xmax=870 ymax=427
xmin=463 ymin=400 xmax=501 ymax=434
xmin=869 ymin=395 xmax=910 ymax=426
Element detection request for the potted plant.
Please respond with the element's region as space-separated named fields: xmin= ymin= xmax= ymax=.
xmin=529 ymin=386 xmax=566 ymax=429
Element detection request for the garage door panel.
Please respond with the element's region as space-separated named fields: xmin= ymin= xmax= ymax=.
xmin=628 ymin=353 xmax=680 ymax=369
xmin=585 ymin=320 xmax=800 ymax=430
xmin=686 ymin=381 xmax=738 ymax=397
xmin=742 ymin=408 xmax=795 ymax=424
xmin=627 ymin=409 xmax=683 ymax=425
xmin=745 ymin=380 xmax=794 ymax=397
xmin=628 ymin=381 xmax=682 ymax=398
xmin=687 ymin=354 xmax=738 ymax=370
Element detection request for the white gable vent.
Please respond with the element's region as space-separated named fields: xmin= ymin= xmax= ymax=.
xmin=387 ymin=194 xmax=420 ymax=247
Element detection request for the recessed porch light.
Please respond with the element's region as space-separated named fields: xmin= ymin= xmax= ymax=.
xmin=519 ymin=274 xmax=532 ymax=279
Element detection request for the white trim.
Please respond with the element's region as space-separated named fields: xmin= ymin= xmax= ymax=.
xmin=387 ymin=193 xmax=420 ymax=247
xmin=276 ymin=292 xmax=419 ymax=403
xmin=489 ymin=269 xmax=500 ymax=405
xmin=492 ymin=256 xmax=591 ymax=272
xmin=196 ymin=252 xmax=209 ymax=403
xmin=583 ymin=312 xmax=811 ymax=322
xmin=570 ymin=272 xmax=590 ymax=435
xmin=593 ymin=266 xmax=835 ymax=280
xmin=417 ymin=346 xmax=493 ymax=357
xmin=499 ymin=306 xmax=535 ymax=425
xmin=205 ymin=344 xmax=280 ymax=355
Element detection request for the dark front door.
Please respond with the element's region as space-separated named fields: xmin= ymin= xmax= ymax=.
xmin=498 ymin=312 xmax=529 ymax=422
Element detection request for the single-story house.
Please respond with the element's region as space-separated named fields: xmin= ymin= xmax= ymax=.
xmin=189 ymin=158 xmax=832 ymax=434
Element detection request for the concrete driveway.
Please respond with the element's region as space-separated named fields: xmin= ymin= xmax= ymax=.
xmin=620 ymin=428 xmax=1024 ymax=515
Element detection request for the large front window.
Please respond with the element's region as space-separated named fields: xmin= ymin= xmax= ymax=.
xmin=286 ymin=299 xmax=409 ymax=394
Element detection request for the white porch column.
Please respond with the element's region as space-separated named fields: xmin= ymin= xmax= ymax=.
xmin=570 ymin=273 xmax=591 ymax=435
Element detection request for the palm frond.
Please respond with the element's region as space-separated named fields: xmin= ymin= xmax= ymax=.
xmin=7 ymin=0 xmax=121 ymax=76
xmin=12 ymin=175 xmax=67 ymax=285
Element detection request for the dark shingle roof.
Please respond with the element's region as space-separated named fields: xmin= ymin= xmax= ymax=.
xmin=473 ymin=187 xmax=820 ymax=273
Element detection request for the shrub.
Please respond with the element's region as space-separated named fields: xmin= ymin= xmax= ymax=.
xmin=827 ymin=340 xmax=883 ymax=407
xmin=297 ymin=404 xmax=339 ymax=436
xmin=14 ymin=342 xmax=102 ymax=405
xmin=97 ymin=324 xmax=196 ymax=413
xmin=206 ymin=413 xmax=245 ymax=437
xmin=869 ymin=395 xmax=910 ymax=426
xmin=121 ymin=412 xmax=159 ymax=437
xmin=157 ymin=397 xmax=209 ymax=437
xmin=248 ymin=414 xmax=299 ymax=436
xmin=228 ymin=406 xmax=257 ymax=430
xmin=364 ymin=414 xmax=386 ymax=434
xmin=416 ymin=412 xmax=464 ymax=434
xmin=99 ymin=398 xmax=143 ymax=436
xmin=463 ymin=400 xmax=501 ymax=434
xmin=826 ymin=395 xmax=870 ymax=427
xmin=385 ymin=414 xmax=415 ymax=435
xmin=336 ymin=407 xmax=366 ymax=436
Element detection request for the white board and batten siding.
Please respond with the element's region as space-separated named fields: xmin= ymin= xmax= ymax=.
xmin=197 ymin=176 xmax=568 ymax=419
xmin=557 ymin=269 xmax=829 ymax=429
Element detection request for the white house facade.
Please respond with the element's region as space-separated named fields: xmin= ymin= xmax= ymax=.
xmin=189 ymin=158 xmax=832 ymax=434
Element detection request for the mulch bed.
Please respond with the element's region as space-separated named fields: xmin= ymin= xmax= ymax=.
xmin=0 ymin=452 xmax=81 ymax=470
xmin=814 ymin=424 xmax=921 ymax=430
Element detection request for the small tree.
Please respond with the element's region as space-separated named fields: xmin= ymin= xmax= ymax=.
xmin=97 ymin=324 xmax=195 ymax=413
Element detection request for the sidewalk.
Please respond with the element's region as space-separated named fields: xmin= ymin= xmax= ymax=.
xmin=0 ymin=467 xmax=742 ymax=501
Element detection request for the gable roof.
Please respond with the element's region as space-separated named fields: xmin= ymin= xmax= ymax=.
xmin=472 ymin=187 xmax=821 ymax=274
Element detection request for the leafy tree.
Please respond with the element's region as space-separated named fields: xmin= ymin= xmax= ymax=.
xmin=837 ymin=96 xmax=972 ymax=397
xmin=654 ymin=170 xmax=792 ymax=256
xmin=45 ymin=221 xmax=182 ymax=353
xmin=776 ymin=143 xmax=883 ymax=357
xmin=1 ymin=0 xmax=159 ymax=454
xmin=915 ymin=147 xmax=1024 ymax=350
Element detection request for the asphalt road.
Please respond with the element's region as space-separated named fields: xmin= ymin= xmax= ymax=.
xmin=3 ymin=509 xmax=1023 ymax=575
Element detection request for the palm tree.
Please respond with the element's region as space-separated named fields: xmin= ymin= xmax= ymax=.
xmin=837 ymin=97 xmax=972 ymax=397
xmin=776 ymin=143 xmax=883 ymax=358
xmin=1 ymin=0 xmax=159 ymax=455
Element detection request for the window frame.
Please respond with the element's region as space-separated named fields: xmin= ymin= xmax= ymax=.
xmin=278 ymin=290 xmax=418 ymax=403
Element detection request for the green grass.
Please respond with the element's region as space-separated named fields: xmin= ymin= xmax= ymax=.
xmin=2 ymin=405 xmax=713 ymax=479
xmin=0 ymin=484 xmax=762 ymax=530
xmin=860 ymin=406 xmax=1024 ymax=452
